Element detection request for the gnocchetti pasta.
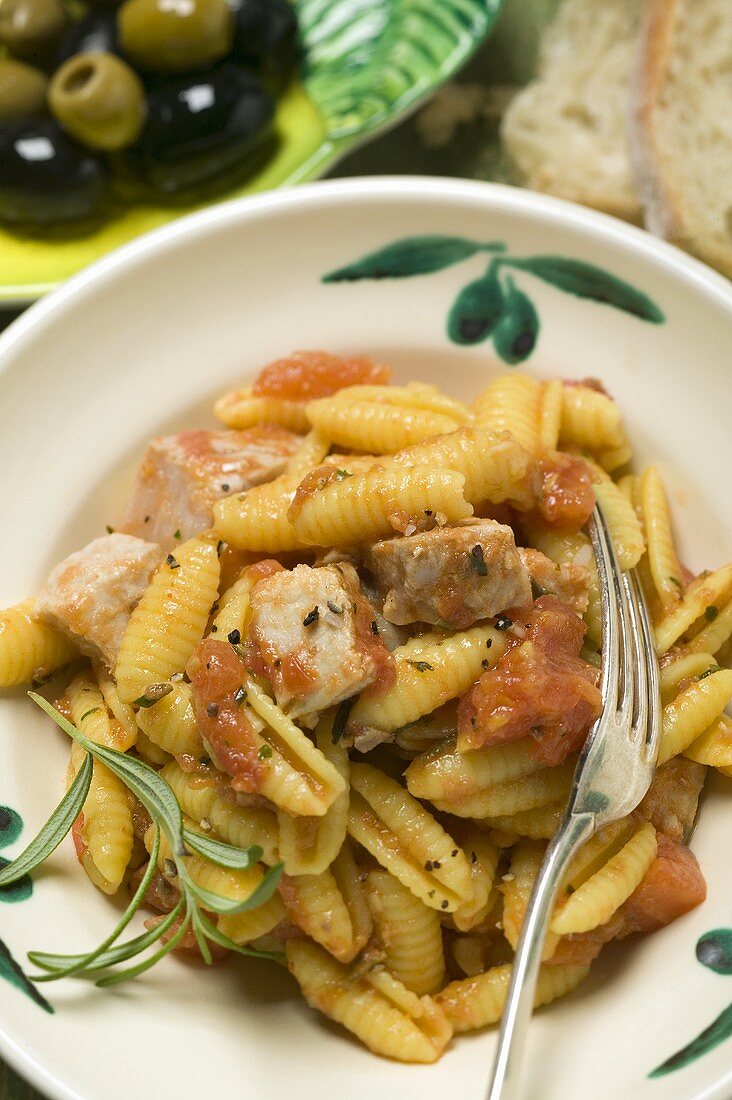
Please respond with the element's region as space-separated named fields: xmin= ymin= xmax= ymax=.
xmin=0 ymin=349 xmax=726 ymax=1064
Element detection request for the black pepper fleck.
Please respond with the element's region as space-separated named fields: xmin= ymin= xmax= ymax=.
xmin=494 ymin=615 xmax=512 ymax=631
xmin=303 ymin=606 xmax=320 ymax=627
xmin=206 ymin=702 xmax=219 ymax=718
xmin=441 ymin=900 xmax=449 ymax=910
xmin=228 ymin=629 xmax=241 ymax=645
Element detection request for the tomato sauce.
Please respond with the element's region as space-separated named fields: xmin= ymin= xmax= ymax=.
xmin=534 ymin=452 xmax=595 ymax=530
xmin=252 ymin=350 xmax=391 ymax=400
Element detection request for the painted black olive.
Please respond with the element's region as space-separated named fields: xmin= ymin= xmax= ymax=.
xmin=55 ymin=10 xmax=120 ymax=66
xmin=0 ymin=119 xmax=107 ymax=225
xmin=230 ymin=0 xmax=298 ymax=77
xmin=128 ymin=63 xmax=274 ymax=192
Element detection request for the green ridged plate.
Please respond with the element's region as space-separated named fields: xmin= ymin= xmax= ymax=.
xmin=0 ymin=0 xmax=503 ymax=304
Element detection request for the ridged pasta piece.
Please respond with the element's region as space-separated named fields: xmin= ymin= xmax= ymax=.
xmin=483 ymin=803 xmax=563 ymax=841
xmin=350 ymin=625 xmax=505 ymax=737
xmin=502 ymin=840 xmax=559 ymax=960
xmin=115 ymin=534 xmax=220 ymax=703
xmin=450 ymin=934 xmax=500 ymax=978
xmin=658 ymin=669 xmax=732 ymax=764
xmin=685 ymin=714 xmax=732 ymax=769
xmin=287 ymin=941 xmax=452 ymax=1063
xmin=660 ymin=651 xmax=717 ymax=704
xmin=147 ymin=823 xmax=266 ymax=905
xmin=558 ymin=384 xmax=627 ymax=460
xmin=283 ymin=428 xmax=331 ymax=477
xmin=137 ymin=681 xmax=204 ymax=758
xmin=436 ymin=962 xmax=589 ymax=1033
xmin=330 ymin=841 xmax=373 ymax=954
xmin=365 ymin=869 xmax=445 ymax=994
xmin=654 ymin=564 xmax=732 ymax=654
xmin=68 ymin=741 xmax=133 ymax=895
xmin=583 ymin=457 xmax=644 ymax=570
xmin=453 ymin=833 xmax=500 ymax=932
xmin=0 ymin=599 xmax=77 ymax=687
xmin=160 ymin=760 xmax=279 ymax=865
xmin=347 ymin=763 xmax=472 ymax=912
xmin=538 ymin=378 xmax=563 ymax=452
xmin=135 ymin=730 xmax=172 ymax=766
xmin=280 ymin=868 xmax=361 ymax=962
xmin=640 ymin=466 xmax=683 ymax=611
xmin=392 ymin=427 xmax=533 ymax=508
xmin=213 ymin=386 xmax=310 ymax=433
xmin=523 ymin=521 xmax=601 ymax=647
xmin=218 ymin=893 xmax=287 ymax=945
xmin=288 ymin=462 xmax=472 ymax=548
xmin=94 ymin=661 xmax=138 ymax=746
xmin=277 ymin=716 xmax=349 ymax=875
xmin=406 ymin=736 xmax=543 ymax=804
xmin=686 ymin=597 xmax=732 ymax=656
xmin=211 ymin=574 xmax=254 ymax=638
xmin=551 ymin=823 xmax=658 ymax=935
xmin=214 ymin=472 xmax=312 ymax=553
xmin=472 ymin=373 xmax=542 ymax=454
xmin=325 ymin=383 xmax=471 ymax=422
xmin=244 ymin=678 xmax=347 ymax=817
xmin=561 ymin=818 xmax=636 ymax=894
xmin=306 ymin=396 xmax=461 ymax=453
xmin=67 ymin=670 xmax=135 ymax=751
xmin=430 ymin=759 xmax=575 ymax=820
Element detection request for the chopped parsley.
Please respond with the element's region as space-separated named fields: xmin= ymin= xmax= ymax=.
xmin=494 ymin=615 xmax=513 ymax=631
xmin=335 ymin=468 xmax=352 ymax=481
xmin=105 ymin=525 xmax=114 ymax=534
xmin=303 ymin=606 xmax=320 ymax=627
xmin=407 ymin=660 xmax=434 ymax=672
xmin=332 ymin=698 xmax=354 ymax=744
xmin=669 ymin=576 xmax=682 ymax=589
xmin=327 ymin=600 xmax=343 ymax=615
xmin=79 ymin=707 xmax=100 ymax=722
xmin=481 ymin=659 xmax=490 ymax=670
xmin=234 ymin=686 xmax=247 ymax=705
xmin=469 ymin=543 xmax=488 ymax=576
xmin=166 ymin=553 xmax=180 ymax=570
xmin=705 ymin=605 xmax=719 ymax=622
xmin=173 ymin=529 xmax=182 ymax=541
xmin=258 ymin=744 xmax=273 ymax=760
xmin=530 ymin=579 xmax=547 ymax=600
xmin=698 ymin=667 xmax=721 ymax=682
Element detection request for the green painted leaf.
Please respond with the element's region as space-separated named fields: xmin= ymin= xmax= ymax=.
xmin=182 ymin=828 xmax=263 ymax=871
xmin=300 ymin=0 xmax=503 ymax=139
xmin=697 ymin=929 xmax=732 ymax=975
xmin=323 ymin=236 xmax=491 ymax=282
xmin=505 ymin=256 xmax=665 ymax=323
xmin=650 ymin=1000 xmax=732 ymax=1077
xmin=0 ymin=755 xmax=92 ymax=887
xmin=0 ymin=937 xmax=52 ymax=1013
xmin=492 ymin=276 xmax=539 ymax=364
xmin=0 ymin=806 xmax=23 ymax=849
xmin=447 ymin=263 xmax=504 ymax=344
xmin=0 ymin=858 xmax=32 ymax=903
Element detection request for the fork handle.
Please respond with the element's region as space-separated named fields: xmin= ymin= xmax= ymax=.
xmin=486 ymin=811 xmax=595 ymax=1100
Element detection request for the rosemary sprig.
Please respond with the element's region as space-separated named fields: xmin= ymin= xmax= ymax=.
xmin=0 ymin=693 xmax=285 ymax=993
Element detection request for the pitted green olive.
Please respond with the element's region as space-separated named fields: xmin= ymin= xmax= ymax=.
xmin=118 ymin=0 xmax=233 ymax=72
xmin=0 ymin=0 xmax=66 ymax=66
xmin=0 ymin=57 xmax=47 ymax=120
xmin=49 ymin=51 xmax=146 ymax=150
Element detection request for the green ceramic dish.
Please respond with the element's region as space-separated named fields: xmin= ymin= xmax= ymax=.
xmin=0 ymin=0 xmax=503 ymax=304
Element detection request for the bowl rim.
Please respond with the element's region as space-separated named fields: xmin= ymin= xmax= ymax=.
xmin=2 ymin=175 xmax=732 ymax=1100
xmin=1 ymin=177 xmax=732 ymax=378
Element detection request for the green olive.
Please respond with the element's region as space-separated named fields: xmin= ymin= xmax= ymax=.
xmin=49 ymin=51 xmax=145 ymax=150
xmin=0 ymin=0 xmax=66 ymax=65
xmin=0 ymin=57 xmax=47 ymax=120
xmin=118 ymin=0 xmax=233 ymax=71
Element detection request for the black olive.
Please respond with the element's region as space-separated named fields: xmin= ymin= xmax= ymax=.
xmin=55 ymin=10 xmax=120 ymax=66
xmin=229 ymin=0 xmax=298 ymax=77
xmin=0 ymin=118 xmax=107 ymax=225
xmin=127 ymin=63 xmax=274 ymax=193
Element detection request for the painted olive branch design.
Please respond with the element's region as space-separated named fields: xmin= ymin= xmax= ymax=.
xmin=323 ymin=234 xmax=665 ymax=366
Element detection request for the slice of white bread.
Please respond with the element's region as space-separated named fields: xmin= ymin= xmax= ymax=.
xmin=632 ymin=0 xmax=732 ymax=277
xmin=500 ymin=0 xmax=643 ymax=223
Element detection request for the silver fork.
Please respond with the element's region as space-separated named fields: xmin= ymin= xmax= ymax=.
xmin=486 ymin=502 xmax=662 ymax=1100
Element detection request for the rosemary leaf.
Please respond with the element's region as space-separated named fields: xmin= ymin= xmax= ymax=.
xmin=95 ymin=910 xmax=192 ymax=987
xmin=0 ymin=755 xmax=92 ymax=887
xmin=182 ymin=829 xmax=263 ymax=871
xmin=191 ymin=908 xmax=214 ymax=966
xmin=195 ymin=910 xmax=283 ymax=961
xmin=29 ymin=830 xmax=162 ymax=981
xmin=183 ymin=862 xmax=283 ymax=916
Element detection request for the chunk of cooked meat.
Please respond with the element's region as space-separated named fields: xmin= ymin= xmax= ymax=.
xmin=457 ymin=595 xmax=601 ymax=765
xmin=518 ymin=547 xmax=590 ymax=612
xmin=35 ymin=534 xmax=162 ymax=666
xmin=635 ymin=757 xmax=706 ymax=843
xmin=248 ymin=563 xmax=393 ymax=724
xmin=119 ymin=426 xmax=300 ymax=550
xmin=364 ymin=521 xmax=532 ymax=629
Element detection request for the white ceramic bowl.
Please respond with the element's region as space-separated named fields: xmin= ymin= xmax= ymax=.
xmin=1 ymin=178 xmax=731 ymax=1100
